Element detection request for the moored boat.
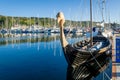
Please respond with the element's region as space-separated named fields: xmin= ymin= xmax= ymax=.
xmin=56 ymin=11 xmax=111 ymax=80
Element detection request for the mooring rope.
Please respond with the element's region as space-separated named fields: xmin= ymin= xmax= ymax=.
xmin=89 ymin=50 xmax=111 ymax=80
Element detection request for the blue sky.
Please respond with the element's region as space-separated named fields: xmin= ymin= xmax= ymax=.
xmin=0 ymin=0 xmax=120 ymax=23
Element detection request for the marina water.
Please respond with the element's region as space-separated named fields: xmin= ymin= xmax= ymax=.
xmin=0 ymin=32 xmax=111 ymax=80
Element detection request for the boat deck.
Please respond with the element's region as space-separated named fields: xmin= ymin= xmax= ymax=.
xmin=112 ymin=34 xmax=120 ymax=80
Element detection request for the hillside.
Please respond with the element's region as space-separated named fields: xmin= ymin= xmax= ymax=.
xmin=0 ymin=15 xmax=115 ymax=29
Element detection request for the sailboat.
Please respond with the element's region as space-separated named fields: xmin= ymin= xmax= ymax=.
xmin=0 ymin=16 xmax=7 ymax=34
xmin=56 ymin=1 xmax=111 ymax=80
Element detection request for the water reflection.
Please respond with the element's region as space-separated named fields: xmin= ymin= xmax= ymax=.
xmin=0 ymin=33 xmax=85 ymax=59
xmin=0 ymin=33 xmax=84 ymax=46
xmin=0 ymin=33 xmax=111 ymax=80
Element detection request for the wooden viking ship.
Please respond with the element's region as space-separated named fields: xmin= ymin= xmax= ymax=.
xmin=56 ymin=11 xmax=111 ymax=80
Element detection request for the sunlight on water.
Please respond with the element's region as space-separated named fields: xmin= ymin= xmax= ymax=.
xmin=0 ymin=33 xmax=111 ymax=80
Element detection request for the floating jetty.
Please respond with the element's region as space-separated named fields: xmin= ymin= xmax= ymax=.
xmin=112 ymin=34 xmax=120 ymax=80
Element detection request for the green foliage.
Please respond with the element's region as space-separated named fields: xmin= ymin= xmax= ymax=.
xmin=0 ymin=15 xmax=112 ymax=29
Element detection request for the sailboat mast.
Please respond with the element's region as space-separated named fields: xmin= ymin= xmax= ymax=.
xmin=108 ymin=10 xmax=111 ymax=28
xmin=37 ymin=14 xmax=39 ymax=26
xmin=54 ymin=10 xmax=56 ymax=27
xmin=90 ymin=0 xmax=93 ymax=46
xmin=102 ymin=0 xmax=105 ymax=22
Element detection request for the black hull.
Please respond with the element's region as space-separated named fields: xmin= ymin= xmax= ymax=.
xmin=63 ymin=35 xmax=111 ymax=80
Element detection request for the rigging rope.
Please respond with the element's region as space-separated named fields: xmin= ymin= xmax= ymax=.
xmin=89 ymin=49 xmax=111 ymax=80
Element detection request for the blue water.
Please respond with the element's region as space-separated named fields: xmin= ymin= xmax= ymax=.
xmin=0 ymin=33 xmax=111 ymax=80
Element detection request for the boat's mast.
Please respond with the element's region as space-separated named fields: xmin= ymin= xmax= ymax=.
xmin=90 ymin=0 xmax=93 ymax=46
xmin=101 ymin=0 xmax=105 ymax=30
xmin=100 ymin=0 xmax=105 ymax=28
xmin=43 ymin=18 xmax=45 ymax=29
xmin=12 ymin=17 xmax=13 ymax=27
xmin=108 ymin=10 xmax=111 ymax=28
xmin=54 ymin=10 xmax=56 ymax=28
xmin=34 ymin=17 xmax=35 ymax=26
xmin=6 ymin=16 xmax=8 ymax=30
xmin=37 ymin=14 xmax=39 ymax=26
xmin=30 ymin=17 xmax=31 ymax=27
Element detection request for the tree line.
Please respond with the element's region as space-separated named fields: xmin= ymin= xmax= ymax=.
xmin=0 ymin=15 xmax=115 ymax=29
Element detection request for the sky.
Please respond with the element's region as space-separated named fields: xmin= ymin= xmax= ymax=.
xmin=0 ymin=0 xmax=120 ymax=23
